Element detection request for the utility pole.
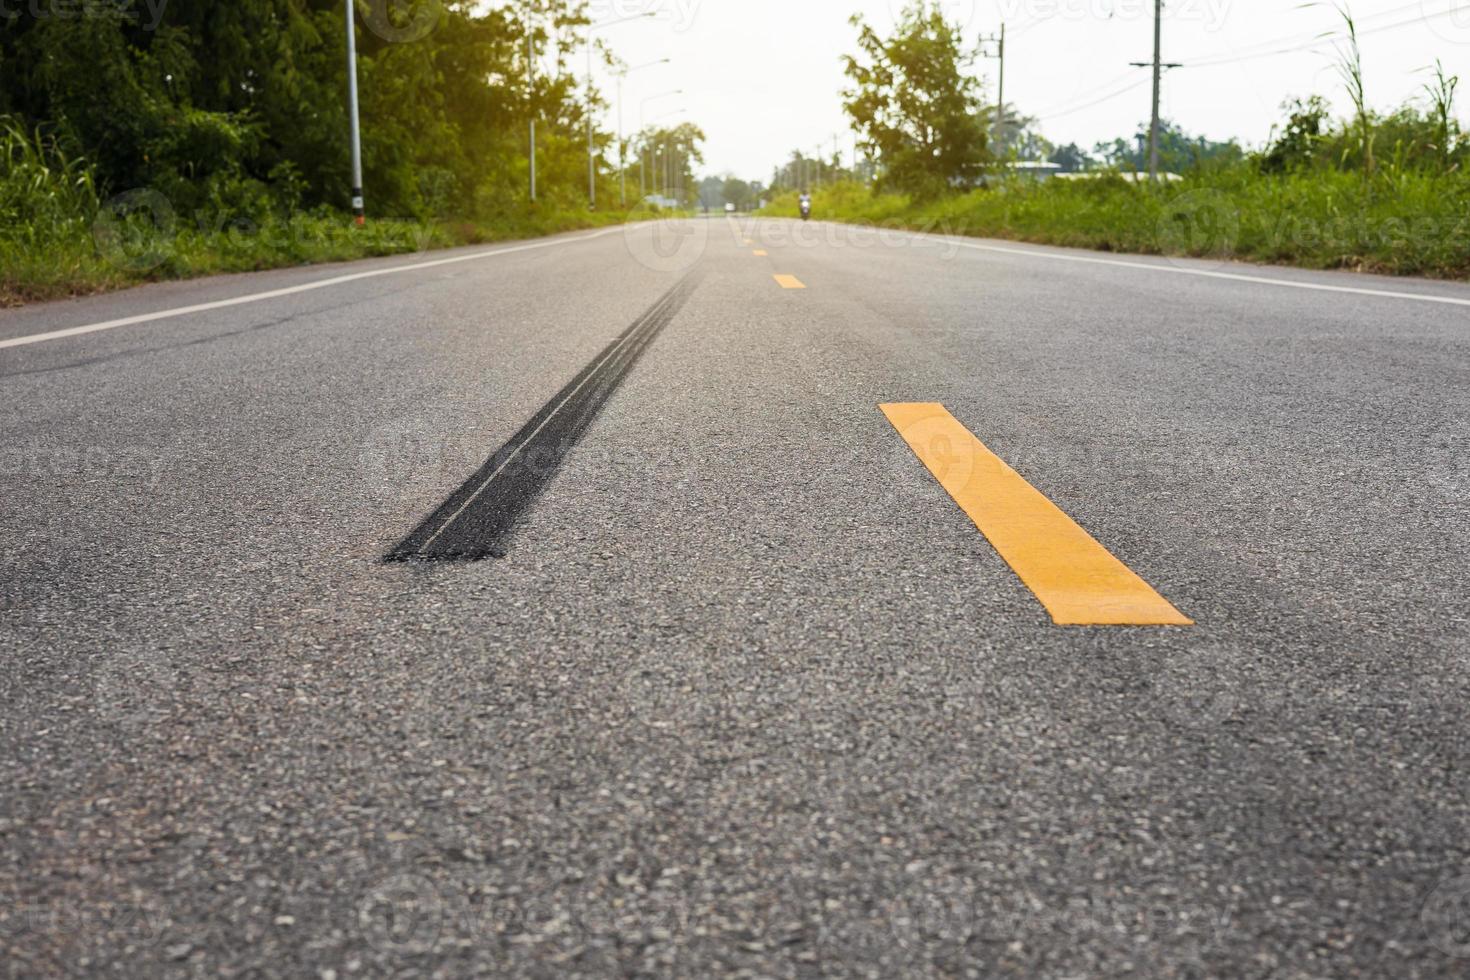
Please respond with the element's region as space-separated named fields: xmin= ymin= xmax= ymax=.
xmin=978 ymin=24 xmax=1005 ymax=153
xmin=1148 ymin=0 xmax=1161 ymax=179
xmin=345 ymin=0 xmax=364 ymax=225
xmin=1130 ymin=2 xmax=1182 ymax=182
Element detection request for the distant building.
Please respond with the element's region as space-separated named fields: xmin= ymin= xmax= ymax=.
xmin=1053 ymin=171 xmax=1183 ymax=183
xmin=1006 ymin=161 xmax=1063 ymax=181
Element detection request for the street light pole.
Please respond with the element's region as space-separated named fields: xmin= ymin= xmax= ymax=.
xmin=526 ymin=12 xmax=536 ymax=203
xmin=637 ymin=90 xmax=682 ymax=203
xmin=584 ymin=13 xmax=656 ymax=210
xmin=615 ymin=58 xmax=670 ymax=208
xmin=345 ymin=0 xmax=364 ymax=225
xmin=587 ymin=41 xmax=595 ymax=208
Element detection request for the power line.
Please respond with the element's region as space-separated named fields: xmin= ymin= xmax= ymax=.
xmin=1031 ymin=69 xmax=1139 ymax=117
xmin=1034 ymin=77 xmax=1151 ymax=122
xmin=1032 ymin=1 xmax=1462 ymax=124
xmin=1184 ymin=6 xmax=1466 ymax=69
xmin=1187 ymin=0 xmax=1464 ymax=69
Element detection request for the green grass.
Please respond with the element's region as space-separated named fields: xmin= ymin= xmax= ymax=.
xmin=0 ymin=120 xmax=661 ymax=306
xmin=0 ymin=205 xmax=640 ymax=307
xmin=762 ymin=169 xmax=1470 ymax=280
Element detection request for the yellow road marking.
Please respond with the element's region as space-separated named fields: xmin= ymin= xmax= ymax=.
xmin=753 ymin=249 xmax=768 ymax=256
xmin=743 ymin=238 xmax=754 ymax=246
xmin=880 ymin=403 xmax=1193 ymax=627
xmin=774 ymin=274 xmax=805 ymax=289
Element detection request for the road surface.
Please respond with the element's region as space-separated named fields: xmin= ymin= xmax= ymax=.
xmin=2 ymin=218 xmax=1468 ymax=976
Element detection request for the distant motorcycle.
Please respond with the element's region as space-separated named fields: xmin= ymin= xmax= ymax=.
xmin=799 ymin=196 xmax=812 ymax=221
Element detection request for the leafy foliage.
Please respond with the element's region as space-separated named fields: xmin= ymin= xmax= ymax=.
xmin=0 ymin=1 xmax=701 ymax=302
xmin=1092 ymin=119 xmax=1244 ymax=173
xmin=841 ymin=1 xmax=989 ymax=197
xmin=0 ymin=0 xmax=685 ymax=222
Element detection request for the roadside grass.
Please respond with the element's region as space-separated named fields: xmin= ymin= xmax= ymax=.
xmin=0 ymin=121 xmax=655 ymax=307
xmin=762 ymin=170 xmax=1470 ymax=280
xmin=0 ymin=206 xmax=636 ymax=308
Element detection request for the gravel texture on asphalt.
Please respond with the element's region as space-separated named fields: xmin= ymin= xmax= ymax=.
xmin=2 ymin=219 xmax=1468 ymax=977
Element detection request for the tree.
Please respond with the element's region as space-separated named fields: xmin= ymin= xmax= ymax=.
xmin=0 ymin=0 xmax=637 ymax=221
xmin=633 ymin=122 xmax=706 ymax=205
xmin=1047 ymin=143 xmax=1095 ymax=173
xmin=841 ymin=1 xmax=989 ymax=196
xmin=721 ymin=176 xmax=753 ymax=211
xmin=698 ymin=175 xmax=724 ymax=210
xmin=1259 ymin=97 xmax=1329 ymax=173
xmin=994 ymin=106 xmax=1050 ymax=161
xmin=1092 ymin=120 xmax=1241 ymax=174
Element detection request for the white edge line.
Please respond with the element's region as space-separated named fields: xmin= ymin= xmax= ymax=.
xmin=937 ymin=235 xmax=1470 ymax=308
xmin=0 ymin=225 xmax=629 ymax=351
xmin=778 ymin=218 xmax=1470 ymax=309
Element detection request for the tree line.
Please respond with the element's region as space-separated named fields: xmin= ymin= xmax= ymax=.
xmin=784 ymin=0 xmax=1464 ymax=198
xmin=0 ymin=0 xmax=704 ymax=225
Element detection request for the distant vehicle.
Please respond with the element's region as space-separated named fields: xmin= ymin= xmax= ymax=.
xmin=725 ymin=202 xmax=736 ymax=214
xmin=799 ymin=193 xmax=812 ymax=221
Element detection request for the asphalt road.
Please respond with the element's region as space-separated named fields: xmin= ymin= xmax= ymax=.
xmin=2 ymin=217 xmax=1468 ymax=977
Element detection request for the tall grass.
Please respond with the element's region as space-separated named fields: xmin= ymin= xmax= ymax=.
xmin=0 ymin=117 xmax=636 ymax=306
xmin=765 ymin=169 xmax=1470 ymax=279
xmin=1330 ymin=2 xmax=1374 ymax=175
xmin=0 ymin=121 xmax=108 ymax=299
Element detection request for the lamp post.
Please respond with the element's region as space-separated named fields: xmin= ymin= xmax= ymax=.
xmin=345 ymin=0 xmax=364 ymax=225
xmin=524 ymin=2 xmax=536 ymax=202
xmin=638 ymin=90 xmax=682 ymax=203
xmin=649 ymin=107 xmax=682 ymax=205
xmin=584 ymin=13 xmax=656 ymax=210
xmin=615 ymin=58 xmax=670 ymax=207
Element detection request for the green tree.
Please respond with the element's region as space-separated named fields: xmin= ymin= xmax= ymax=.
xmin=0 ymin=0 xmax=634 ymax=221
xmin=721 ymin=176 xmax=754 ymax=211
xmin=841 ymin=1 xmax=988 ymax=196
xmin=633 ymin=122 xmax=706 ymax=205
xmin=1260 ymin=97 xmax=1330 ymax=173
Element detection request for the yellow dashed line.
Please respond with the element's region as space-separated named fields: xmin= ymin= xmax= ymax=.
xmin=773 ymin=275 xmax=805 ymax=289
xmin=881 ymin=403 xmax=1193 ymax=627
xmin=753 ymin=249 xmax=768 ymax=256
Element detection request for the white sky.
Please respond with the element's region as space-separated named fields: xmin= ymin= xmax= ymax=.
xmin=575 ymin=0 xmax=1470 ymax=178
